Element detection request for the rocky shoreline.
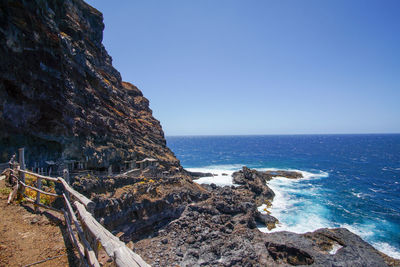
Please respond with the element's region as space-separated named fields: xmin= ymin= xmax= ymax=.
xmin=1 ymin=1 xmax=399 ymax=266
xmin=73 ymin=166 xmax=398 ymax=266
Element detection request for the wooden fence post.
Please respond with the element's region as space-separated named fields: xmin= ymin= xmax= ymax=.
xmin=18 ymin=148 xmax=25 ymax=183
xmin=108 ymin=165 xmax=112 ymax=176
xmin=63 ymin=168 xmax=70 ymax=200
xmin=35 ymin=176 xmax=42 ymax=213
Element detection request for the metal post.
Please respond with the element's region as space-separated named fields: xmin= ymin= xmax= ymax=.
xmin=18 ymin=148 xmax=25 ymax=183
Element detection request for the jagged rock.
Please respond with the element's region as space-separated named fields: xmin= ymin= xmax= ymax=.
xmin=265 ymin=242 xmax=314 ymax=265
xmin=185 ymin=170 xmax=213 ymax=178
xmin=0 ymin=0 xmax=179 ymax=169
xmin=232 ymin=167 xmax=275 ymax=205
xmin=90 ymin=173 xmax=209 ymax=241
xmin=264 ymin=170 xmax=303 ymax=179
xmin=255 ymin=211 xmax=279 ymax=230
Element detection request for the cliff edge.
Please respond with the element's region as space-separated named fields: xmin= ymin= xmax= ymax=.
xmin=0 ymin=0 xmax=178 ymax=169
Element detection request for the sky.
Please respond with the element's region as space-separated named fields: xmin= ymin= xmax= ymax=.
xmin=85 ymin=0 xmax=400 ymax=136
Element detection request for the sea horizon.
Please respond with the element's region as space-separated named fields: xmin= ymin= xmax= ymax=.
xmin=167 ymin=132 xmax=400 ymax=138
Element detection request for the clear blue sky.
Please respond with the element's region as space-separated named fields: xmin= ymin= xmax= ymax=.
xmin=86 ymin=0 xmax=400 ymax=136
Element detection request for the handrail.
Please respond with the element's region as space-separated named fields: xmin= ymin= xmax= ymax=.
xmin=4 ymin=149 xmax=150 ymax=267
xmin=19 ymin=169 xmax=59 ymax=182
xmin=18 ymin=180 xmax=60 ymax=197
xmin=63 ymin=194 xmax=99 ymax=267
xmin=15 ymin=168 xmax=95 ymax=213
xmin=75 ymin=201 xmax=150 ymax=267
xmin=58 ymin=177 xmax=95 ymax=213
xmin=23 ymin=195 xmax=63 ymax=214
xmin=62 ymin=209 xmax=90 ymax=267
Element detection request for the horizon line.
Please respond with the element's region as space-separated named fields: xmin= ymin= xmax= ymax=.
xmin=166 ymin=132 xmax=400 ymax=137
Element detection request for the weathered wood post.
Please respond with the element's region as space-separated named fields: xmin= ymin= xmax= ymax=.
xmin=18 ymin=148 xmax=25 ymax=183
xmin=35 ymin=176 xmax=42 ymax=213
xmin=8 ymin=154 xmax=16 ymax=169
xmin=63 ymin=168 xmax=70 ymax=200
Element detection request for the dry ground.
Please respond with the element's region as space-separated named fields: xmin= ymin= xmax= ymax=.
xmin=0 ymin=178 xmax=77 ymax=267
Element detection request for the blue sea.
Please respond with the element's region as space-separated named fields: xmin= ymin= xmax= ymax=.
xmin=166 ymin=134 xmax=400 ymax=259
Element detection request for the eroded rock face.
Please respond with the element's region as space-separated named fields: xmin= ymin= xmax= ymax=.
xmin=84 ymin=171 xmax=209 ymax=241
xmin=265 ymin=242 xmax=314 ymax=266
xmin=232 ymin=166 xmax=275 ymax=206
xmin=0 ymin=0 xmax=178 ymax=168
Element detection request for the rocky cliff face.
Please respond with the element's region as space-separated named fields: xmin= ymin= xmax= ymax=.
xmin=0 ymin=0 xmax=178 ymax=168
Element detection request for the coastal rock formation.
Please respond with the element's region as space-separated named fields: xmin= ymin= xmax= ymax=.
xmin=87 ymin=167 xmax=392 ymax=266
xmin=0 ymin=0 xmax=178 ymax=168
xmin=264 ymin=170 xmax=303 ymax=179
xmin=74 ymin=168 xmax=209 ymax=241
xmin=232 ymin=166 xmax=275 ymax=206
xmin=1 ymin=0 xmax=397 ymax=266
xmin=130 ymin=169 xmax=389 ymax=266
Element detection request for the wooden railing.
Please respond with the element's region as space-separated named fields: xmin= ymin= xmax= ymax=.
xmin=4 ymin=149 xmax=150 ymax=267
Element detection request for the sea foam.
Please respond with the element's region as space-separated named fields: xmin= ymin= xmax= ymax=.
xmin=186 ymin=166 xmax=240 ymax=186
xmin=188 ymin=165 xmax=400 ymax=259
xmin=257 ymin=170 xmax=331 ymax=234
xmin=372 ymin=242 xmax=400 ymax=259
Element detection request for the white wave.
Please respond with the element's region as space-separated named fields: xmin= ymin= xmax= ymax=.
xmin=191 ymin=165 xmax=333 ymax=235
xmin=351 ymin=191 xmax=370 ymax=199
xmin=258 ymin=213 xmax=331 ymax=234
xmin=186 ymin=167 xmax=239 ymax=186
xmin=259 ymin=174 xmax=332 ymax=234
xmin=329 ymin=243 xmax=343 ymax=255
xmin=195 ymin=164 xmax=244 ymax=171
xmin=256 ymin=167 xmax=329 ymax=180
xmin=368 ymin=187 xmax=386 ymax=193
xmin=340 ymin=223 xmax=375 ymax=238
xmin=257 ymin=204 xmax=268 ymax=214
xmin=340 ymin=223 xmax=400 ymax=259
xmin=372 ymin=242 xmax=400 ymax=259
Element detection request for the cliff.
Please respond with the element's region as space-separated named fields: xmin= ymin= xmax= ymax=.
xmin=0 ymin=0 xmax=178 ymax=169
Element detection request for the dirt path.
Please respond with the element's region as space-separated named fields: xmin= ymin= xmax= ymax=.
xmin=0 ymin=180 xmax=76 ymax=267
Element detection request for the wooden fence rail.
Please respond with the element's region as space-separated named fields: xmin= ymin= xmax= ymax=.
xmin=4 ymin=148 xmax=150 ymax=267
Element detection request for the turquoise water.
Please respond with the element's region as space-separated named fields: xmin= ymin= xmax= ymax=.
xmin=166 ymin=134 xmax=400 ymax=258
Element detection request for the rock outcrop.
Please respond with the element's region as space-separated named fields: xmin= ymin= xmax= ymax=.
xmin=0 ymin=0 xmax=178 ymax=169
xmin=84 ymin=166 xmax=392 ymax=266
xmin=130 ymin=168 xmax=390 ymax=267
xmin=232 ymin=166 xmax=275 ymax=206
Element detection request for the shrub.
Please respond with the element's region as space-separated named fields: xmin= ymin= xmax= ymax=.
xmin=0 ymin=187 xmax=11 ymax=195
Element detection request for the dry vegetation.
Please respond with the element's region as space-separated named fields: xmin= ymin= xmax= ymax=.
xmin=23 ymin=173 xmax=57 ymax=206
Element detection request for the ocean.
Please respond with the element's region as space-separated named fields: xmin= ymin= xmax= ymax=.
xmin=166 ymin=134 xmax=400 ymax=259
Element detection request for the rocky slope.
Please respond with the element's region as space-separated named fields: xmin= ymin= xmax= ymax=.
xmin=0 ymin=0 xmax=178 ymax=169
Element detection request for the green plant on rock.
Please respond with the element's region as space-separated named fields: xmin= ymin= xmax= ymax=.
xmin=0 ymin=187 xmax=11 ymax=195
